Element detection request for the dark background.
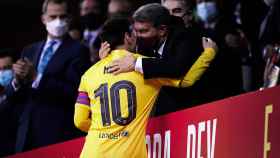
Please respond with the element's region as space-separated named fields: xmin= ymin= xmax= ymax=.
xmin=0 ymin=0 xmax=246 ymax=53
xmin=0 ymin=0 xmax=162 ymax=52
xmin=0 ymin=0 xmax=46 ymax=52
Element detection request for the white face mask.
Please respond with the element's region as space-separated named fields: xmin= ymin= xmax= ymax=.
xmin=0 ymin=69 xmax=13 ymax=87
xmin=196 ymin=2 xmax=218 ymax=23
xmin=46 ymin=18 xmax=69 ymax=37
xmin=264 ymin=0 xmax=275 ymax=6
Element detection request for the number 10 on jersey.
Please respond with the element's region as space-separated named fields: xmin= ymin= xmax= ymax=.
xmin=94 ymin=81 xmax=137 ymax=126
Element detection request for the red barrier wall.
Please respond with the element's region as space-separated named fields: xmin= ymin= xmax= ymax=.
xmin=7 ymin=86 xmax=280 ymax=158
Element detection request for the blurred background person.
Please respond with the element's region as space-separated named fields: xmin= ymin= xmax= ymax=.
xmin=79 ymin=0 xmax=108 ymax=63
xmin=0 ymin=50 xmax=16 ymax=99
xmin=240 ymin=0 xmax=280 ymax=90
xmin=162 ymin=0 xmax=197 ymax=29
xmin=192 ymin=0 xmax=250 ymax=101
xmin=0 ymin=48 xmax=19 ymax=157
xmin=80 ymin=0 xmax=107 ymax=47
xmin=232 ymin=1 xmax=254 ymax=92
xmin=0 ymin=49 xmax=19 ymax=109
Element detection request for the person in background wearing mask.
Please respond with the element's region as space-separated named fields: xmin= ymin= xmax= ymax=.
xmin=162 ymin=0 xmax=196 ymax=29
xmin=194 ymin=0 xmax=249 ymax=100
xmin=0 ymin=50 xmax=15 ymax=98
xmin=196 ymin=0 xmax=219 ymax=28
xmin=162 ymin=0 xmax=226 ymax=106
xmin=0 ymin=49 xmax=18 ymax=106
xmin=7 ymin=0 xmax=91 ymax=152
xmin=0 ymin=49 xmax=19 ymax=157
xmin=80 ymin=0 xmax=108 ymax=63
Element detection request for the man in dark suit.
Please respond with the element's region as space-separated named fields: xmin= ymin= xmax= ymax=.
xmin=102 ymin=3 xmax=203 ymax=115
xmin=8 ymin=0 xmax=91 ymax=152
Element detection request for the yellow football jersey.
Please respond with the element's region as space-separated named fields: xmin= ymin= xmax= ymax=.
xmin=74 ymin=48 xmax=216 ymax=158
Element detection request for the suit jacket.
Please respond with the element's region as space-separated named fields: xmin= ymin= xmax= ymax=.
xmin=13 ymin=36 xmax=91 ymax=152
xmin=140 ymin=19 xmax=203 ymax=115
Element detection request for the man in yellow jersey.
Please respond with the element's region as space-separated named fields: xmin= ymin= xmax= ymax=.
xmin=74 ymin=17 xmax=217 ymax=158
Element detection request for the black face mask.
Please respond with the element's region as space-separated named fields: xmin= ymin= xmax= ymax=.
xmin=136 ymin=36 xmax=161 ymax=57
xmin=80 ymin=12 xmax=106 ymax=30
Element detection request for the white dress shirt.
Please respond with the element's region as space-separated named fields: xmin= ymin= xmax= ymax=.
xmin=135 ymin=40 xmax=166 ymax=74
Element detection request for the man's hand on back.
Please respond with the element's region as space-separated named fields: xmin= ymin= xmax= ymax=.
xmin=107 ymin=52 xmax=136 ymax=75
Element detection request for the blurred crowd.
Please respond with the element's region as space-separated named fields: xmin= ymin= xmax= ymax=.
xmin=0 ymin=0 xmax=279 ymax=156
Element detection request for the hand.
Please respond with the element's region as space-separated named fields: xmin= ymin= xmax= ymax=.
xmin=202 ymin=37 xmax=218 ymax=52
xmin=107 ymin=53 xmax=136 ymax=75
xmin=13 ymin=59 xmax=29 ymax=81
xmin=99 ymin=42 xmax=111 ymax=59
xmin=13 ymin=58 xmax=36 ymax=83
xmin=25 ymin=58 xmax=37 ymax=82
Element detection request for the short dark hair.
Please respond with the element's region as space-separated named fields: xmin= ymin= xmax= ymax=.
xmin=42 ymin=0 xmax=70 ymax=14
xmin=99 ymin=17 xmax=132 ymax=50
xmin=133 ymin=3 xmax=171 ymax=28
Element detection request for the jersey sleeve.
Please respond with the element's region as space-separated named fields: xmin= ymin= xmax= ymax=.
xmin=179 ymin=48 xmax=216 ymax=87
xmin=74 ymin=76 xmax=92 ymax=133
xmin=155 ymin=48 xmax=216 ymax=87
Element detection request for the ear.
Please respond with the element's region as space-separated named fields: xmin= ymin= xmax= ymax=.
xmin=125 ymin=32 xmax=134 ymax=44
xmin=124 ymin=32 xmax=136 ymax=51
xmin=158 ymin=25 xmax=168 ymax=37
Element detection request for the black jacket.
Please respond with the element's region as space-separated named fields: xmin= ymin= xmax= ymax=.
xmin=142 ymin=19 xmax=203 ymax=79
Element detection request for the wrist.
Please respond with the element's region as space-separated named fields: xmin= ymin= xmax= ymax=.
xmin=135 ymin=57 xmax=143 ymax=74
